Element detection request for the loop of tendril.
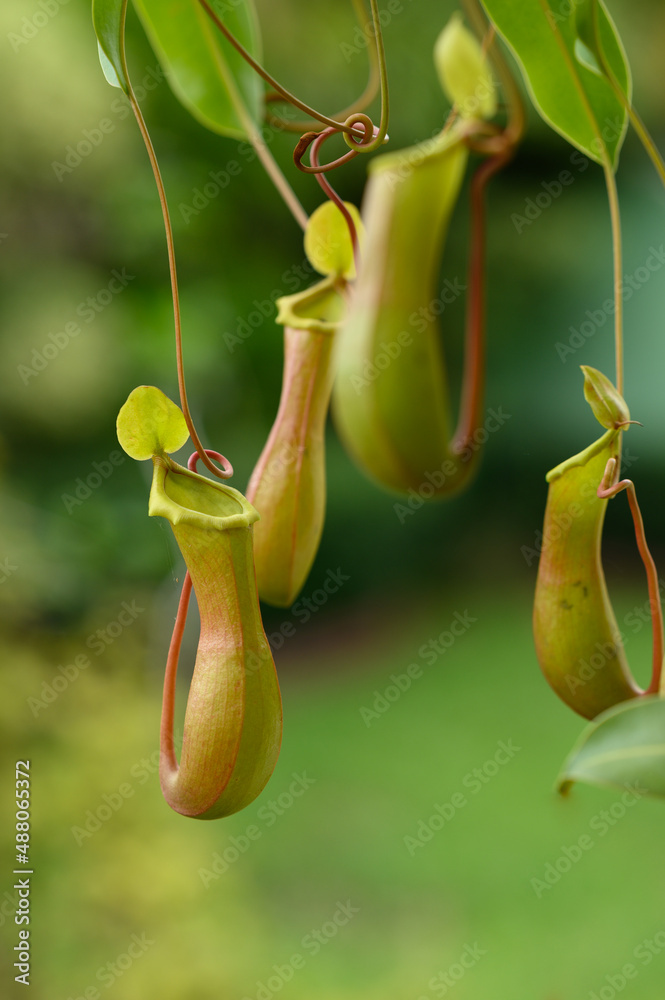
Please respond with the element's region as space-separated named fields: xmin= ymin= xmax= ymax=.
xmin=294 ymin=115 xmax=379 ymax=176
xmin=188 ymin=449 xmax=234 ymax=479
xmin=294 ymin=122 xmax=379 ymax=267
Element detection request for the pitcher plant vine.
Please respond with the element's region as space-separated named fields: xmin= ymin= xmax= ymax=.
xmin=89 ymin=0 xmax=665 ymax=827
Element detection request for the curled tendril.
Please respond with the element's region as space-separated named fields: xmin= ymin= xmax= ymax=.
xmin=294 ymin=122 xmax=380 ymax=267
xmin=187 ymin=449 xmax=234 ymax=479
xmin=264 ymin=0 xmax=381 ymax=135
xmin=294 ymin=116 xmax=379 ymax=175
xmin=197 ymin=0 xmax=387 ymax=143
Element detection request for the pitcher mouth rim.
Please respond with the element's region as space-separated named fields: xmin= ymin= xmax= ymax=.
xmin=149 ymin=454 xmax=259 ymax=532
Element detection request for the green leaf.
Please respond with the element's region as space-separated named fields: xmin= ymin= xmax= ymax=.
xmin=480 ymin=0 xmax=631 ymax=168
xmin=132 ymin=0 xmax=263 ymax=140
xmin=557 ymin=696 xmax=665 ymax=797
xmin=92 ymin=0 xmax=130 ymax=94
xmin=117 ymin=385 xmax=190 ymax=461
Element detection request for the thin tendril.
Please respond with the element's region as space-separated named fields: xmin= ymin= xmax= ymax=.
xmin=199 ymin=0 xmax=388 ymax=158
xmin=309 ymin=128 xmax=360 ymax=272
xmin=188 ymin=449 xmax=233 ymax=477
xmin=346 ymin=0 xmax=390 ymax=154
xmin=265 ymin=0 xmax=380 ymax=133
xmin=536 ymin=0 xmax=623 ymax=396
xmin=604 ymin=162 xmax=624 ymax=396
xmin=194 ymin=0 xmax=307 ymax=230
xmin=198 ymin=0 xmax=364 ymax=136
xmin=294 ymin=117 xmax=379 ymax=174
xmin=117 ymin=1 xmax=231 ymax=480
xmin=598 ymin=457 xmax=664 ymax=695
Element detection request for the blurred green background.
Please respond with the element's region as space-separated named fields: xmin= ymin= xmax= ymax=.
xmin=2 ymin=0 xmax=665 ymax=997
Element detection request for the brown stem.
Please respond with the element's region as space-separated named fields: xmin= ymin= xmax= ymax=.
xmin=309 ymin=127 xmax=360 ymax=269
xmin=452 ymin=149 xmax=512 ymax=453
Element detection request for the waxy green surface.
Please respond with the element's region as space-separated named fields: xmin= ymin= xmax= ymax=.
xmin=117 ymin=387 xmax=282 ymax=819
xmin=332 ymin=127 xmax=473 ymax=496
xmin=247 ymin=277 xmax=346 ymax=607
xmin=534 ymin=429 xmax=639 ymax=719
xmin=151 ymin=457 xmax=282 ymax=818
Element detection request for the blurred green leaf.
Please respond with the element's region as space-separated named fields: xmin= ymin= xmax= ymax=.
xmin=132 ymin=0 xmax=263 ymax=140
xmin=434 ymin=13 xmax=497 ymax=120
xmin=480 ymin=0 xmax=630 ymax=168
xmin=558 ymin=696 xmax=665 ymax=797
xmin=92 ymin=0 xmax=130 ymax=94
xmin=304 ymin=201 xmax=363 ymax=280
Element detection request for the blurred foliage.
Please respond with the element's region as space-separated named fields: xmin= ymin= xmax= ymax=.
xmin=3 ymin=586 xmax=665 ymax=998
xmin=2 ymin=0 xmax=665 ymax=996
